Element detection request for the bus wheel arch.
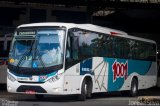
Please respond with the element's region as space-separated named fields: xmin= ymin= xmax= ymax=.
xmin=129 ymin=76 xmax=138 ymax=97
xmin=78 ymin=75 xmax=93 ymax=101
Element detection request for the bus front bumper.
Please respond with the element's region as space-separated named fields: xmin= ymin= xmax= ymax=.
xmin=7 ymin=72 xmax=65 ymax=95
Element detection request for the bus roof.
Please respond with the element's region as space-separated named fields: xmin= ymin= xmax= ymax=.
xmin=18 ymin=22 xmax=75 ymax=29
xmin=18 ymin=22 xmax=156 ymax=44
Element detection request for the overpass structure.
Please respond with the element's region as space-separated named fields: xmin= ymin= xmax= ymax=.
xmin=3 ymin=0 xmax=160 ymax=9
xmin=2 ymin=0 xmax=160 ymax=19
xmin=0 ymin=0 xmax=159 ymax=44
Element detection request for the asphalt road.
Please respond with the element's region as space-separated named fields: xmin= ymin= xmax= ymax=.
xmin=0 ymin=85 xmax=160 ymax=106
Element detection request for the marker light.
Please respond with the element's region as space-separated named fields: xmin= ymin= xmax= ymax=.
xmin=9 ymin=58 xmax=14 ymax=63
xmin=110 ymin=32 xmax=122 ymax=36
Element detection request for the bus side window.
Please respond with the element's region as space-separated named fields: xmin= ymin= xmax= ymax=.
xmin=71 ymin=36 xmax=79 ymax=60
xmin=65 ymin=32 xmax=79 ymax=69
xmin=66 ymin=36 xmax=71 ymax=59
xmin=65 ymin=36 xmax=71 ymax=69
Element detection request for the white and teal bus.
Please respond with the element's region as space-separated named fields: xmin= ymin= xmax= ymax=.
xmin=7 ymin=22 xmax=157 ymax=100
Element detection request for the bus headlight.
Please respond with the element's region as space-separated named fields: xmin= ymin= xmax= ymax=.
xmin=48 ymin=74 xmax=62 ymax=83
xmin=8 ymin=73 xmax=16 ymax=82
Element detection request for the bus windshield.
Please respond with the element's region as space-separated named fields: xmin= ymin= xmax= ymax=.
xmin=9 ymin=29 xmax=65 ymax=68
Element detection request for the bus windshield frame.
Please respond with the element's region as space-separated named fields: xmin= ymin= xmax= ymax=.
xmin=9 ymin=27 xmax=66 ymax=69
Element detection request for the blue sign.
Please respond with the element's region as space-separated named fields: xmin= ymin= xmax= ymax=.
xmin=80 ymin=58 xmax=93 ymax=75
xmin=32 ymin=62 xmax=38 ymax=68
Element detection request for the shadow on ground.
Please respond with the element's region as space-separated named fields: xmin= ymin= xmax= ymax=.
xmin=6 ymin=86 xmax=159 ymax=102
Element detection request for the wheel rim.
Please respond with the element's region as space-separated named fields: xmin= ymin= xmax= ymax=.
xmin=132 ymin=82 xmax=137 ymax=94
xmin=84 ymin=83 xmax=87 ymax=95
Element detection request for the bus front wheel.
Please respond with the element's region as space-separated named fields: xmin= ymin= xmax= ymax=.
xmin=78 ymin=79 xmax=92 ymax=101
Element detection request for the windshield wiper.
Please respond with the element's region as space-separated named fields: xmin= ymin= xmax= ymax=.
xmin=17 ymin=41 xmax=34 ymax=67
xmin=32 ymin=37 xmax=46 ymax=68
xmin=33 ymin=48 xmax=46 ymax=68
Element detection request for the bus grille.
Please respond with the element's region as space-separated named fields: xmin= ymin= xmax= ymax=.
xmin=17 ymin=85 xmax=47 ymax=93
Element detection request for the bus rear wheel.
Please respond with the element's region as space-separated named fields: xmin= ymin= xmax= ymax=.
xmin=129 ymin=78 xmax=138 ymax=97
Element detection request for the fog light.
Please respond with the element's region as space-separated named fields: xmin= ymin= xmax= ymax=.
xmin=7 ymin=85 xmax=11 ymax=91
xmin=53 ymin=88 xmax=59 ymax=92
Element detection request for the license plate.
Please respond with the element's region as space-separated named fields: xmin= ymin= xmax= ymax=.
xmin=25 ymin=90 xmax=36 ymax=94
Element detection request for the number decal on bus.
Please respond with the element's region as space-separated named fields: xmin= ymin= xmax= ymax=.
xmin=112 ymin=60 xmax=128 ymax=82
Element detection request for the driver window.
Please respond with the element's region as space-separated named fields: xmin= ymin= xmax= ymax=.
xmin=66 ymin=36 xmax=71 ymax=59
xmin=65 ymin=31 xmax=79 ymax=69
xmin=71 ymin=36 xmax=79 ymax=60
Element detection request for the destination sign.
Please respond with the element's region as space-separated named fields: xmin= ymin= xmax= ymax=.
xmin=17 ymin=30 xmax=36 ymax=36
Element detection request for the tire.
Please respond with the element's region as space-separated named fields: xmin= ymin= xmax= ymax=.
xmin=129 ymin=78 xmax=138 ymax=97
xmin=35 ymin=94 xmax=44 ymax=99
xmin=77 ymin=80 xmax=87 ymax=101
xmin=78 ymin=79 xmax=92 ymax=101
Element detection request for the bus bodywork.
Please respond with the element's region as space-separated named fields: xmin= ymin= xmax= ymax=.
xmin=7 ymin=23 xmax=157 ymax=100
